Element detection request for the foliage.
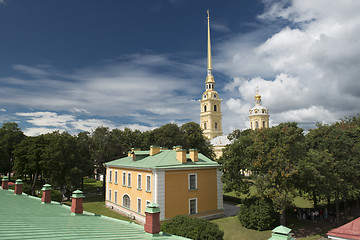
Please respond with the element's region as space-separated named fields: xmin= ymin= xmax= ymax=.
xmin=220 ymin=123 xmax=305 ymax=225
xmin=161 ymin=215 xmax=224 ymax=240
xmin=0 ymin=122 xmax=25 ymax=176
xmin=238 ymin=198 xmax=279 ymax=231
xmin=51 ymin=189 xmax=63 ymax=202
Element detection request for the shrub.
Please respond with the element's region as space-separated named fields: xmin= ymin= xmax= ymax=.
xmin=161 ymin=215 xmax=224 ymax=240
xmin=238 ymin=198 xmax=278 ymax=231
xmin=51 ymin=189 xmax=63 ymax=202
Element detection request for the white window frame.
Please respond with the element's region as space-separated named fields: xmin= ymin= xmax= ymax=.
xmin=127 ymin=172 xmax=131 ymax=187
xmin=114 ymin=190 xmax=118 ymax=203
xmin=146 ymin=175 xmax=151 ymax=192
xmin=137 ymin=197 xmax=142 ymax=213
xmin=188 ymin=173 xmax=197 ymax=190
xmin=122 ymin=194 xmax=131 ymax=209
xmin=122 ymin=171 xmax=126 ymax=186
xmin=114 ymin=170 xmax=118 ymax=184
xmin=108 ymin=189 xmax=112 ymax=201
xmin=109 ymin=170 xmax=112 ymax=183
xmin=189 ymin=198 xmax=197 ymax=215
xmin=137 ymin=173 xmax=142 ymax=190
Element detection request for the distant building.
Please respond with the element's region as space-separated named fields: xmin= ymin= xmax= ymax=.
xmin=249 ymin=89 xmax=270 ymax=130
xmin=210 ymin=135 xmax=231 ymax=159
xmin=105 ymin=146 xmax=224 ymax=223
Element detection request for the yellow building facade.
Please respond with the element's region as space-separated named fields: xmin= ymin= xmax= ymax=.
xmin=200 ymin=10 xmax=223 ymax=140
xmin=105 ymin=146 xmax=224 ymax=224
xmin=248 ymin=90 xmax=270 ymax=130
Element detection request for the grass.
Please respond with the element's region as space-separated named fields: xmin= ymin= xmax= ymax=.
xmin=82 ymin=177 xmax=103 ymax=194
xmin=212 ymin=216 xmax=271 ymax=240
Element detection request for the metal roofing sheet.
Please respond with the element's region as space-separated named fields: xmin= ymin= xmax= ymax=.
xmin=0 ymin=189 xmax=187 ymax=239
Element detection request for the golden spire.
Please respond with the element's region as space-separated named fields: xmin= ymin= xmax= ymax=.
xmin=205 ymin=9 xmax=215 ymax=84
xmin=207 ymin=9 xmax=212 ymax=72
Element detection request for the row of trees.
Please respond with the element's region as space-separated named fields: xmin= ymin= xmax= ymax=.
xmin=0 ymin=121 xmax=213 ymax=197
xmin=219 ymin=116 xmax=360 ymax=226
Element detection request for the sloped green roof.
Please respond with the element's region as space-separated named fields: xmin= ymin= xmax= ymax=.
xmin=105 ymin=150 xmax=220 ymax=169
xmin=272 ymin=225 xmax=292 ymax=234
xmin=0 ymin=189 xmax=187 ymax=239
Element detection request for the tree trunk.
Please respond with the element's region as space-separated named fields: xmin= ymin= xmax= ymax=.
xmin=280 ymin=208 xmax=286 ymax=226
xmin=32 ymin=172 xmax=38 ymax=196
xmin=313 ymin=190 xmax=318 ymax=209
xmin=335 ymin=192 xmax=339 ymax=226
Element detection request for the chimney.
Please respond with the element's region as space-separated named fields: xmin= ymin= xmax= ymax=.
xmin=130 ymin=148 xmax=140 ymax=161
xmin=132 ymin=151 xmax=136 ymax=161
xmin=71 ymin=190 xmax=85 ymax=214
xmin=41 ymin=184 xmax=52 ymax=203
xmin=144 ymin=202 xmax=161 ymax=234
xmin=14 ymin=179 xmax=23 ymax=195
xmin=150 ymin=146 xmax=161 ymax=156
xmin=1 ymin=176 xmax=9 ymax=190
xmin=176 ymin=149 xmax=187 ymax=163
xmin=189 ymin=149 xmax=198 ymax=162
xmin=173 ymin=145 xmax=182 ymax=151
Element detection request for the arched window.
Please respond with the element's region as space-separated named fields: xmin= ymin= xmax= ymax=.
xmin=204 ymin=105 xmax=207 ymax=112
xmin=214 ymin=94 xmax=217 ymax=98
xmin=263 ymin=121 xmax=266 ymax=128
xmin=123 ymin=194 xmax=130 ymax=209
xmin=204 ymin=122 xmax=207 ymax=130
xmin=255 ymin=121 xmax=259 ymax=129
xmin=215 ymin=122 xmax=218 ymax=129
xmin=214 ymin=105 xmax=217 ymax=112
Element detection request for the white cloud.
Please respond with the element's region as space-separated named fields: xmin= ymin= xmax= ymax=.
xmin=16 ymin=112 xmax=75 ymax=127
xmin=0 ymin=108 xmax=6 ymax=112
xmin=216 ymin=0 xmax=360 ymax=130
xmin=23 ymin=127 xmax=61 ymax=137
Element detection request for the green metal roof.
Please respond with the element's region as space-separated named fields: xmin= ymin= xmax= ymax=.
xmin=105 ymin=150 xmax=220 ymax=169
xmin=0 ymin=189 xmax=187 ymax=239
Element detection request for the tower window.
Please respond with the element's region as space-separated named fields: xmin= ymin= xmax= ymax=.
xmin=215 ymin=122 xmax=218 ymax=129
xmin=214 ymin=105 xmax=217 ymax=112
xmin=214 ymin=94 xmax=217 ymax=98
xmin=263 ymin=121 xmax=266 ymax=128
xmin=255 ymin=121 xmax=259 ymax=129
xmin=204 ymin=105 xmax=207 ymax=112
xmin=204 ymin=122 xmax=207 ymax=130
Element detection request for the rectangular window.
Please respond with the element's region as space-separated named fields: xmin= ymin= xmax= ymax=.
xmin=122 ymin=172 xmax=126 ymax=186
xmin=137 ymin=174 xmax=142 ymax=190
xmin=108 ymin=189 xmax=112 ymax=201
xmin=109 ymin=170 xmax=112 ymax=183
xmin=146 ymin=175 xmax=151 ymax=192
xmin=128 ymin=172 xmax=131 ymax=187
xmin=189 ymin=198 xmax=197 ymax=215
xmin=114 ymin=171 xmax=118 ymax=184
xmin=189 ymin=173 xmax=197 ymax=190
xmin=137 ymin=198 xmax=142 ymax=213
xmin=114 ymin=191 xmax=118 ymax=203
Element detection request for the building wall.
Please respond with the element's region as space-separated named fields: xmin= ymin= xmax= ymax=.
xmin=249 ymin=114 xmax=269 ymax=130
xmin=164 ymin=168 xmax=220 ymax=219
xmin=106 ymin=167 xmax=153 ymax=219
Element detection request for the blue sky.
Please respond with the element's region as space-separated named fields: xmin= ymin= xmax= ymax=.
xmin=1 ymin=0 xmax=360 ymax=136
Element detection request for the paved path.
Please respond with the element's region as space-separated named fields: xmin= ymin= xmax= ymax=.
xmin=223 ymin=202 xmax=240 ymax=217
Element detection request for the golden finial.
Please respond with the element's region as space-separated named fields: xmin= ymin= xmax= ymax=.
xmin=255 ymin=87 xmax=261 ymax=100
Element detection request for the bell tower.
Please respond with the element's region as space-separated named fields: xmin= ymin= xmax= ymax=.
xmin=248 ymin=89 xmax=270 ymax=130
xmin=200 ymin=10 xmax=223 ymax=139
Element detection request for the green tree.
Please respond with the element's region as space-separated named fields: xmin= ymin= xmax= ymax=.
xmin=13 ymin=135 xmax=47 ymax=195
xmin=180 ymin=122 xmax=214 ymax=159
xmin=0 ymin=122 xmax=25 ymax=179
xmin=218 ymin=129 xmax=254 ymax=195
